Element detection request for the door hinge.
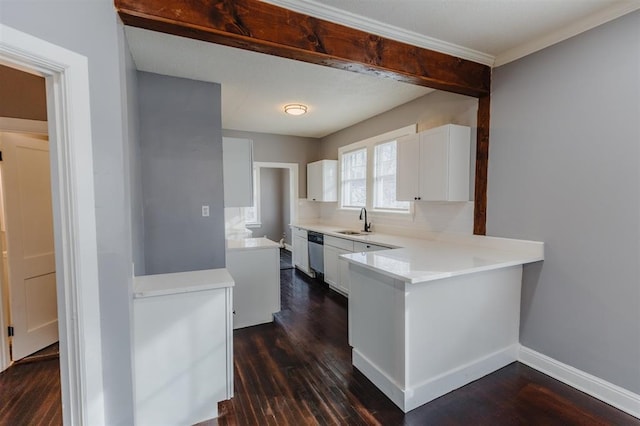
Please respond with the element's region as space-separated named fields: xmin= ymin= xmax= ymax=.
xmin=0 ymin=151 xmax=3 ymax=161
xmin=7 ymin=326 xmax=14 ymax=337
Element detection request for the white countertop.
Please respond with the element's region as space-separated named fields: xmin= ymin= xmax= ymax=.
xmin=291 ymin=223 xmax=544 ymax=284
xmin=226 ymin=237 xmax=280 ymax=251
xmin=133 ymin=268 xmax=234 ymax=298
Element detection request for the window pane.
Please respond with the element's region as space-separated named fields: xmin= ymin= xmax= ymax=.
xmin=341 ymin=148 xmax=367 ymax=208
xmin=374 ymin=141 xmax=409 ymax=211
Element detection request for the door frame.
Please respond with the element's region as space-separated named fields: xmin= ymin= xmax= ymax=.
xmin=0 ymin=24 xmax=105 ymax=425
xmin=253 ymin=162 xmax=299 ymax=247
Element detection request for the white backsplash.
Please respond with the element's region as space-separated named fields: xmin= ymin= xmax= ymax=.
xmin=297 ymin=198 xmax=322 ymax=222
xmin=224 ymin=207 xmax=253 ymax=239
xmin=297 ymin=200 xmax=474 ymax=238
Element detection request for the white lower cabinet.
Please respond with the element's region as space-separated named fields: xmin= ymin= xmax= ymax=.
xmin=324 ymin=244 xmax=352 ymax=294
xmin=292 ymin=227 xmax=313 ymax=276
xmin=133 ymin=269 xmax=234 ymax=425
xmin=324 ymin=235 xmax=355 ymax=295
xmin=226 ymin=241 xmax=280 ymax=329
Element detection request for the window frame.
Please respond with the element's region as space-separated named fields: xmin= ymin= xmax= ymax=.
xmin=338 ymin=124 xmax=416 ymax=215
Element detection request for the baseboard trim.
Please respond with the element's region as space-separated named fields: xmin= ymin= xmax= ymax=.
xmin=352 ymin=349 xmax=406 ymax=410
xmin=519 ymin=346 xmax=640 ymax=419
xmin=353 ymin=344 xmax=519 ymax=413
xmin=407 ymin=344 xmax=519 ymax=412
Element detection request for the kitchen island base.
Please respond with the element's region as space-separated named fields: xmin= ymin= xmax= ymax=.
xmin=349 ymin=263 xmax=523 ymax=412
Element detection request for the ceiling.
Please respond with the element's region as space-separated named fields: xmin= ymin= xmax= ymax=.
xmin=125 ymin=1 xmax=640 ymax=138
xmin=125 ymin=27 xmax=433 ymax=139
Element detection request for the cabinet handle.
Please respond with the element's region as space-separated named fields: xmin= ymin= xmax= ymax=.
xmin=414 ymin=197 xmax=418 ymax=200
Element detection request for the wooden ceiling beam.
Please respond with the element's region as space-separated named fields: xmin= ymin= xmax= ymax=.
xmin=114 ymin=0 xmax=490 ymax=98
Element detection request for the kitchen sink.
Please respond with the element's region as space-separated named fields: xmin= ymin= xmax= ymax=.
xmin=336 ymin=230 xmax=364 ymax=235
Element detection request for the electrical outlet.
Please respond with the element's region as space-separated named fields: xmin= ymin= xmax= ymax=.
xmin=202 ymin=205 xmax=210 ymax=217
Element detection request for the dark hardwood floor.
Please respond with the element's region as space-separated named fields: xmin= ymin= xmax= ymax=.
xmin=0 ymin=357 xmax=61 ymax=425
xmin=218 ymin=263 xmax=639 ymax=425
xmin=1 ymin=256 xmax=637 ymax=425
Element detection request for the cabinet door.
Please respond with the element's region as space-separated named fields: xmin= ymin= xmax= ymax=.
xmin=307 ymin=162 xmax=322 ymax=201
xmin=396 ymin=133 xmax=420 ymax=201
xmin=293 ymin=235 xmax=310 ymax=273
xmin=337 ymin=253 xmax=351 ymax=295
xmin=419 ymin=127 xmax=449 ymax=201
xmin=321 ymin=160 xmax=337 ymax=202
xmin=323 ymin=244 xmax=339 ymax=286
xmin=222 ymin=137 xmax=253 ymax=207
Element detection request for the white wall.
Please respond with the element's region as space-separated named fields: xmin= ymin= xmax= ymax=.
xmin=488 ymin=11 xmax=640 ymax=394
xmin=121 ymin=24 xmax=145 ymax=278
xmin=0 ymin=2 xmax=136 ymax=423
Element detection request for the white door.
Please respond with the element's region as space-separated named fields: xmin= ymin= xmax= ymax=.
xmin=0 ymin=132 xmax=57 ymax=360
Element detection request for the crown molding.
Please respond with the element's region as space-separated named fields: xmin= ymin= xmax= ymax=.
xmin=494 ymin=2 xmax=640 ymax=66
xmin=260 ymin=0 xmax=495 ymax=66
xmin=263 ymin=0 xmax=640 ymax=69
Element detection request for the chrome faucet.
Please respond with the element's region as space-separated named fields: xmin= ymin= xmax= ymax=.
xmin=359 ymin=207 xmax=372 ymax=233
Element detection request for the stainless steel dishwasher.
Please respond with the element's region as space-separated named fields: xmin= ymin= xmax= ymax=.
xmin=307 ymin=231 xmax=324 ymax=276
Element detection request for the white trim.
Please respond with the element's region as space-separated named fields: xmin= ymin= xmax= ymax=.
xmin=0 ymin=118 xmax=48 ymax=135
xmin=0 ymin=24 xmax=105 ymax=425
xmin=519 ymin=345 xmax=640 ymax=419
xmin=494 ymin=3 xmax=640 ymax=66
xmin=261 ymin=0 xmax=495 ymax=66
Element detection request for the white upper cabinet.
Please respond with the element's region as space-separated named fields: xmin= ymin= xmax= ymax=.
xmin=222 ymin=137 xmax=254 ymax=207
xmin=396 ymin=124 xmax=471 ymax=202
xmin=307 ymin=159 xmax=337 ymax=202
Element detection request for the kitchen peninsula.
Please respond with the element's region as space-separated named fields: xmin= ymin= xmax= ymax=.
xmin=291 ymin=224 xmax=543 ymax=412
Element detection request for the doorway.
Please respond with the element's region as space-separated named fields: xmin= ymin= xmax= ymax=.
xmin=251 ymin=162 xmax=298 ymax=250
xmin=0 ymin=130 xmax=59 ymax=362
xmin=1 ymin=23 xmax=104 ymax=424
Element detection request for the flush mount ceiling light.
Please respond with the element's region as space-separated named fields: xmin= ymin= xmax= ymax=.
xmin=284 ymin=103 xmax=308 ymax=116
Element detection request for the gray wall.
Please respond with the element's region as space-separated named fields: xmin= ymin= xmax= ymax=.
xmin=138 ymin=72 xmax=225 ymax=274
xmin=223 ymin=129 xmax=320 ymax=197
xmin=488 ymin=11 xmax=640 ymax=394
xmin=320 ymin=91 xmax=477 ymax=156
xmin=1 ymin=2 xmax=136 ymax=423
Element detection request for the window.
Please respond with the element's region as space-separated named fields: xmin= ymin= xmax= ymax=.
xmin=242 ymin=167 xmax=260 ymax=226
xmin=341 ymin=148 xmax=367 ymax=208
xmin=373 ymin=141 xmax=409 ymax=211
xmin=338 ymin=125 xmax=415 ymax=214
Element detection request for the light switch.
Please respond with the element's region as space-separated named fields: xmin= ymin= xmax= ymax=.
xmin=202 ymin=205 xmax=210 ymax=217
